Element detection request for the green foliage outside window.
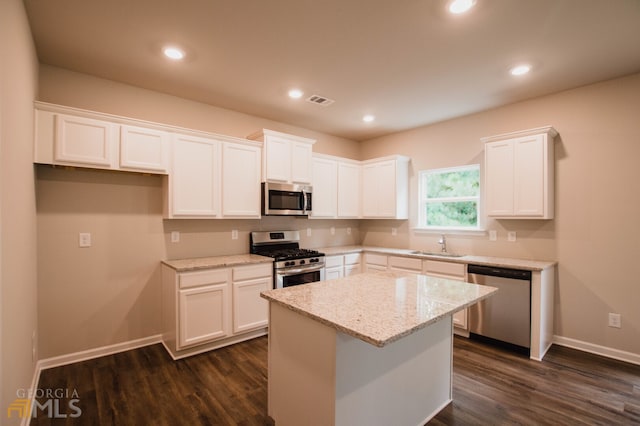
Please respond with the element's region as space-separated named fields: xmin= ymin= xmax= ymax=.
xmin=420 ymin=166 xmax=480 ymax=229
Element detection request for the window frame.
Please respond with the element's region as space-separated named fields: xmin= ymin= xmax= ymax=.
xmin=417 ymin=164 xmax=482 ymax=232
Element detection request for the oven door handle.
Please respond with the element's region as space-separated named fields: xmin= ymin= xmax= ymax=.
xmin=278 ymin=265 xmax=324 ymax=276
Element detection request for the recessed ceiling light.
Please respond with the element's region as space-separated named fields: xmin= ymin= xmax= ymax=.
xmin=288 ymin=89 xmax=304 ymax=99
xmin=163 ymin=46 xmax=185 ymax=60
xmin=363 ymin=115 xmax=375 ymax=123
xmin=448 ymin=0 xmax=476 ymax=14
xmin=510 ymin=64 xmax=531 ymax=76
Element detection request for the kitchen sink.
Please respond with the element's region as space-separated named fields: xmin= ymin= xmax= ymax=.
xmin=409 ymin=250 xmax=464 ymax=258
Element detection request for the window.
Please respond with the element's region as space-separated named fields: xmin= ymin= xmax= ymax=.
xmin=418 ymin=165 xmax=480 ymax=230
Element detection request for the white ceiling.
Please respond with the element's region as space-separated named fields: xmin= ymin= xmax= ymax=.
xmin=24 ymin=0 xmax=640 ymax=141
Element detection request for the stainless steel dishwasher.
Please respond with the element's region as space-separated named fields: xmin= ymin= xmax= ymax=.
xmin=467 ymin=264 xmax=532 ymax=352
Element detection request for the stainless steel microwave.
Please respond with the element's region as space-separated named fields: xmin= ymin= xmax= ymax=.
xmin=262 ymin=182 xmax=312 ymax=216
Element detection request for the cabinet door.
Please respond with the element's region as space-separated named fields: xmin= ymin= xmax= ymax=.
xmin=291 ymin=142 xmax=313 ymax=184
xmin=311 ymin=157 xmax=338 ymax=218
xmin=233 ymin=277 xmax=270 ymax=334
xmin=376 ymin=160 xmax=397 ymax=218
xmin=54 ymin=114 xmax=116 ymax=167
xmin=388 ymin=256 xmax=422 ymax=273
xmin=170 ymin=134 xmax=219 ymax=217
xmin=264 ymin=136 xmax=291 ymax=182
xmin=485 ymin=141 xmax=515 ymax=216
xmin=513 ymin=135 xmax=545 ymax=217
xmin=325 ymin=267 xmax=343 ymax=281
xmin=221 ymin=142 xmax=261 ymax=218
xmin=344 ymin=264 xmax=361 ymax=277
xmin=453 ymin=309 xmax=468 ymax=329
xmin=120 ymin=125 xmax=169 ymax=173
xmin=178 ymin=282 xmax=230 ymax=348
xmin=337 ymin=162 xmax=361 ymax=218
xmin=361 ymin=163 xmax=379 ymax=217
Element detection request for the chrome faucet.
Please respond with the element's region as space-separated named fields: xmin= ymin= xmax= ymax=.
xmin=438 ymin=234 xmax=447 ymax=253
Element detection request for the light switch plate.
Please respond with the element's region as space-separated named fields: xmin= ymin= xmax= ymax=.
xmin=347 ymin=227 xmax=351 ymax=235
xmin=171 ymin=231 xmax=180 ymax=243
xmin=79 ymin=232 xmax=91 ymax=247
xmin=391 ymin=228 xmax=397 ymax=236
xmin=489 ymin=230 xmax=497 ymax=241
xmin=231 ymin=230 xmax=238 ymax=240
xmin=307 ymin=228 xmax=312 ymax=237
xmin=330 ymin=227 xmax=335 ymax=236
xmin=507 ymin=231 xmax=517 ymax=242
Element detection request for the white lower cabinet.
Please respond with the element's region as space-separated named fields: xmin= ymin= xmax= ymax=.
xmin=162 ymin=262 xmax=271 ymax=359
xmin=325 ymin=255 xmax=344 ymax=280
xmin=365 ymin=253 xmax=388 ymax=272
xmin=423 ymin=260 xmax=468 ymax=331
xmin=232 ymin=264 xmax=271 ymax=333
xmin=325 ymin=253 xmax=362 ymax=280
xmin=177 ymin=269 xmax=231 ymax=349
xmin=388 ymin=255 xmax=422 ymax=273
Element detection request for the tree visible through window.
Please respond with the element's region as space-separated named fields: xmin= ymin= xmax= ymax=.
xmin=419 ymin=165 xmax=480 ymax=229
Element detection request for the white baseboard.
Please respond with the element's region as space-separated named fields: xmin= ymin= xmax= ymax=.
xmin=38 ymin=334 xmax=163 ymax=371
xmin=553 ymin=335 xmax=640 ymax=366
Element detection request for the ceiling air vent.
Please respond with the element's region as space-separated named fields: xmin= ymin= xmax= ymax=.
xmin=306 ymin=94 xmax=335 ymax=107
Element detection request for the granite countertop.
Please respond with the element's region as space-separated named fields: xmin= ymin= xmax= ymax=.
xmin=318 ymin=245 xmax=556 ymax=271
xmin=261 ymin=271 xmax=497 ymax=347
xmin=162 ymin=254 xmax=273 ymax=272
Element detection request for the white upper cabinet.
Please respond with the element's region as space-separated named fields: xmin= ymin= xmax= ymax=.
xmin=337 ymin=161 xmax=361 ymax=218
xmin=120 ymin=124 xmax=169 ymax=173
xmin=311 ymin=154 xmax=361 ymax=219
xmin=248 ymin=129 xmax=315 ymax=184
xmin=168 ymin=134 xmax=220 ymax=218
xmin=221 ymin=142 xmax=261 ymax=218
xmin=361 ymin=156 xmax=410 ymax=219
xmin=483 ymin=126 xmax=557 ymax=219
xmin=54 ymin=113 xmax=117 ymax=168
xmin=36 ymin=103 xmax=170 ymax=173
xmin=311 ymin=156 xmax=338 ymax=218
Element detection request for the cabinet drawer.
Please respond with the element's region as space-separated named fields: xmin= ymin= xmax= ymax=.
xmin=179 ymin=269 xmax=229 ymax=289
xmin=233 ymin=263 xmax=272 ymax=281
xmin=388 ymin=256 xmax=422 ymax=271
xmin=325 ymin=255 xmax=344 ymax=269
xmin=365 ymin=253 xmax=387 ymax=267
xmin=344 ymin=253 xmax=362 ymax=265
xmin=423 ymin=260 xmax=465 ymax=278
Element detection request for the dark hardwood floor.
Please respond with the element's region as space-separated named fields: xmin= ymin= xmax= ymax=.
xmin=32 ymin=336 xmax=640 ymax=425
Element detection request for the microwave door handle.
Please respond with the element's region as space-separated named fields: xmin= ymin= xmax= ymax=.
xmin=302 ymin=189 xmax=308 ymax=214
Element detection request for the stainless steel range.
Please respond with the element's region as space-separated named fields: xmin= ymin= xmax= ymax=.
xmin=250 ymin=230 xmax=325 ymax=289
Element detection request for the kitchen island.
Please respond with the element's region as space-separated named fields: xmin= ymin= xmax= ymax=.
xmin=261 ymin=271 xmax=497 ymax=426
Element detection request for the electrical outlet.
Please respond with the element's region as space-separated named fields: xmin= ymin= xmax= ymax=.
xmin=231 ymin=230 xmax=238 ymax=240
xmin=79 ymin=232 xmax=91 ymax=247
xmin=507 ymin=231 xmax=517 ymax=242
xmin=307 ymin=228 xmax=312 ymax=237
xmin=347 ymin=227 xmax=351 ymax=235
xmin=171 ymin=231 xmax=180 ymax=243
xmin=489 ymin=230 xmax=497 ymax=241
xmin=330 ymin=227 xmax=335 ymax=236
xmin=391 ymin=228 xmax=397 ymax=236
xmin=608 ymin=313 xmax=621 ymax=328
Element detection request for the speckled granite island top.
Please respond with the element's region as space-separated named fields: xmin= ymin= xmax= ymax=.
xmin=162 ymin=254 xmax=273 ymax=272
xmin=261 ymin=271 xmax=497 ymax=347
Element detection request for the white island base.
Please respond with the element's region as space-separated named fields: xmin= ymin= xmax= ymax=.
xmin=268 ymin=303 xmax=453 ymax=426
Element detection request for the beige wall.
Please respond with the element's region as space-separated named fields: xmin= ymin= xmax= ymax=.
xmin=36 ymin=68 xmax=360 ymax=358
xmin=360 ymin=73 xmax=640 ymax=357
xmin=38 ymin=65 xmax=360 ymax=160
xmin=0 ymin=0 xmax=39 ymax=423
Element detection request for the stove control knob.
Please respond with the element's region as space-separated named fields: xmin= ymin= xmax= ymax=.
xmin=300 ymin=260 xmax=306 ymax=265
xmin=310 ymin=258 xmax=317 ymax=263
xmin=285 ymin=261 xmax=293 ymax=267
